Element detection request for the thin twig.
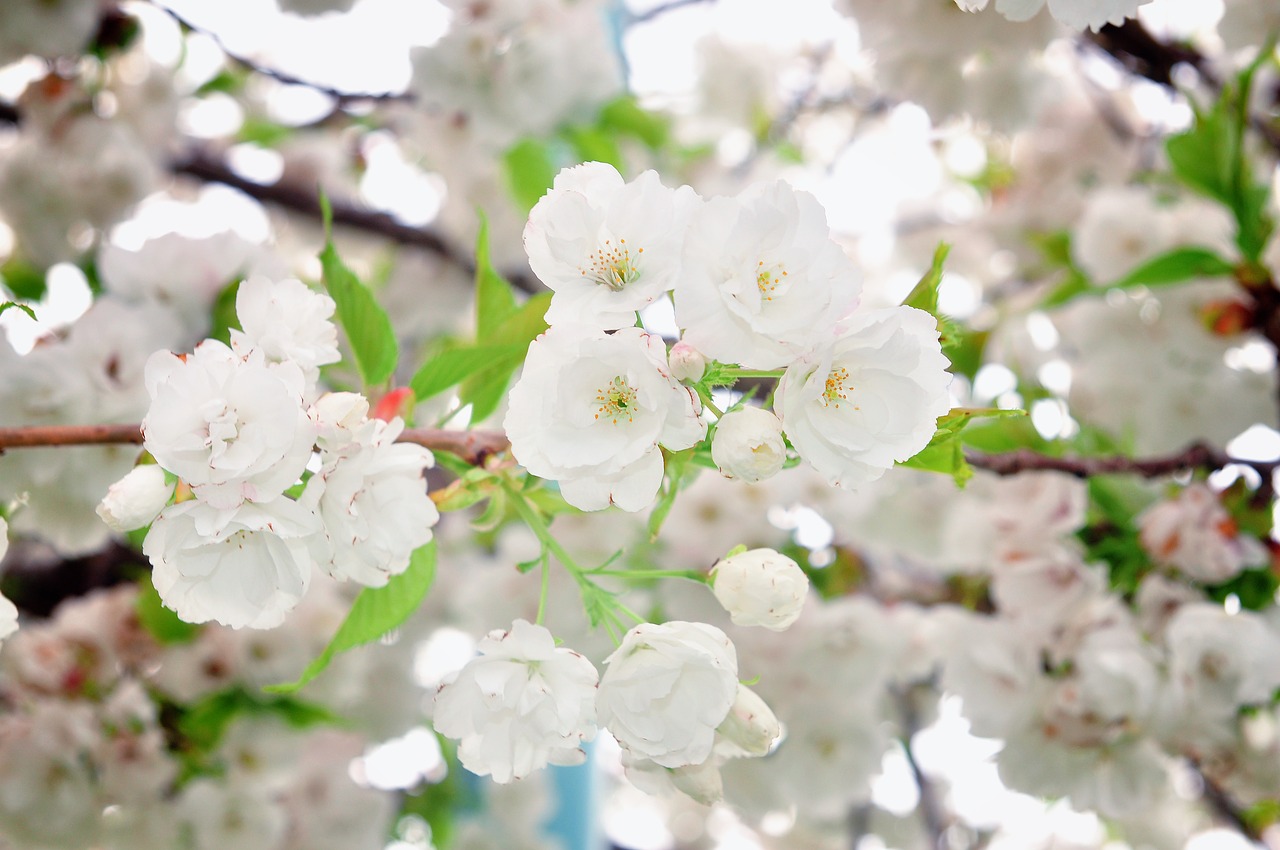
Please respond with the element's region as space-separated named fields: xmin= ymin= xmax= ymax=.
xmin=0 ymin=424 xmax=508 ymax=466
xmin=628 ymin=0 xmax=714 ymax=26
xmin=892 ymin=684 xmax=948 ymax=849
xmin=966 ymin=441 xmax=1278 ymax=480
xmin=150 ymin=1 xmax=410 ymax=104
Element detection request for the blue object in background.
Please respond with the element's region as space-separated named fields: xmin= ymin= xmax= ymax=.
xmin=543 ymin=740 xmax=603 ymax=850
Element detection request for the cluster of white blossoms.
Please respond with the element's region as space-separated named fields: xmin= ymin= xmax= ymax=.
xmin=953 ymin=0 xmax=1152 ymax=30
xmin=433 ymin=617 xmax=781 ymax=803
xmin=99 ymin=277 xmax=439 ymax=629
xmin=508 ymin=162 xmax=952 ymax=510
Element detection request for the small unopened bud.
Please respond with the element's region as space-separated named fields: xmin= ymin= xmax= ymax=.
xmin=96 ymin=465 xmax=174 ymax=532
xmin=667 ymin=760 xmax=724 ymax=805
xmin=716 ymin=685 xmax=780 ymax=758
xmin=669 ymin=340 xmax=706 ymax=383
xmin=711 ymin=406 xmax=786 ymax=484
xmin=711 ymin=547 xmax=809 ymax=631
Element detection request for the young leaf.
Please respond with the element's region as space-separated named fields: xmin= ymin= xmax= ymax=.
xmin=266 ymin=540 xmax=438 ymax=693
xmin=503 ymin=138 xmax=558 ymax=214
xmin=0 ymin=302 xmax=36 ymax=322
xmin=410 ymin=343 xmax=528 ymax=401
xmin=902 ymin=242 xmax=950 ymax=315
xmin=1107 ymin=247 xmax=1236 ymax=290
xmin=474 ymin=214 xmax=520 ymax=340
xmin=318 ymin=192 xmax=399 ymax=387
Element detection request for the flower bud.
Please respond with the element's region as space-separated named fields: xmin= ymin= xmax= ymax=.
xmin=667 ymin=761 xmax=724 ymax=805
xmin=716 ymin=684 xmax=780 ymax=758
xmin=669 ymin=340 xmax=707 ymax=383
xmin=711 ymin=406 xmax=786 ymax=483
xmin=96 ymin=465 xmax=174 ymax=533
xmin=711 ymin=547 xmax=808 ymax=631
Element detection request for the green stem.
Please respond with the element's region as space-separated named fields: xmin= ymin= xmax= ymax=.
xmin=718 ymin=368 xmax=785 ymax=381
xmin=536 ymin=555 xmax=550 ymax=625
xmin=696 ymin=386 xmax=724 ymax=418
xmin=502 ymin=481 xmax=586 ymax=575
xmin=589 ymin=568 xmax=708 ymax=583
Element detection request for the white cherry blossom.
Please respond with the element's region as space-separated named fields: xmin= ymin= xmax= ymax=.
xmin=432 ymin=620 xmax=599 ymax=783
xmin=504 ymin=326 xmax=705 ymax=511
xmin=302 ymin=417 xmax=438 ymax=588
xmin=1139 ymin=483 xmax=1268 ymax=583
xmin=142 ymin=341 xmax=316 ymax=510
xmin=775 ymin=306 xmax=952 ymax=489
xmin=597 ymin=620 xmax=739 ymax=768
xmin=710 ymin=548 xmax=809 ymax=631
xmin=524 ymin=162 xmax=699 ymax=330
xmin=710 ymin=406 xmax=787 ymax=484
xmin=956 ymin=0 xmax=1152 ymax=30
xmin=96 ymin=465 xmax=174 ymax=534
xmin=143 ymin=499 xmax=320 ymax=630
xmin=230 ymin=276 xmax=341 ymax=391
xmin=675 ymin=180 xmax=861 ymax=369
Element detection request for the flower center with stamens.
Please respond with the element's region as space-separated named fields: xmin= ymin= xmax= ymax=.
xmin=821 ymin=367 xmax=853 ymax=409
xmin=756 ymin=260 xmax=788 ymax=301
xmin=580 ymin=238 xmax=643 ymax=292
xmin=595 ymin=376 xmax=638 ymax=424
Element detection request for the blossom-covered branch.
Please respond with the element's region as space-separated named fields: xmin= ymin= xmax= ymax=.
xmin=0 ymin=424 xmax=508 ymax=466
xmin=966 ymin=442 xmax=1280 ymax=479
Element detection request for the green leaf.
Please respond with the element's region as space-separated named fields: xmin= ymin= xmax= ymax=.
xmin=135 ymin=579 xmax=200 ymax=645
xmin=474 ymin=216 xmax=520 ymax=340
xmin=902 ymin=243 xmax=950 ymax=315
xmin=266 ymin=540 xmax=438 ymax=693
xmin=648 ymin=448 xmax=695 ymax=540
xmin=178 ymin=688 xmax=344 ymax=753
xmin=0 ymin=259 xmax=46 ymax=301
xmin=1107 ymin=246 xmax=1236 ymax=290
xmin=563 ymin=125 xmax=624 ymax=171
xmin=318 ymin=192 xmax=399 ymax=387
xmin=899 ymin=407 xmax=1028 ymax=487
xmin=503 ymin=138 xmax=558 ymax=214
xmin=0 ymin=302 xmax=36 ymax=322
xmin=410 ymin=343 xmax=527 ymax=401
xmin=1040 ymin=269 xmax=1092 ymax=308
xmin=599 ymin=96 xmax=671 ymax=150
xmin=207 ymin=279 xmax=242 ymax=345
xmin=455 ymin=293 xmax=551 ymax=421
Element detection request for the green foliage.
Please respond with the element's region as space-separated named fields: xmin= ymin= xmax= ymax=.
xmin=0 ymin=301 xmax=36 ymax=322
xmin=318 ymin=192 xmax=399 ymax=387
xmin=0 ymin=258 xmax=46 ymax=301
xmin=598 ymin=95 xmax=672 ymax=150
xmin=648 ymin=447 xmax=696 ymax=540
xmin=1205 ymin=567 xmax=1280 ymax=612
xmin=207 ymin=278 xmax=242 ymax=345
xmin=135 ymin=580 xmax=200 ymax=645
xmin=898 ymin=407 xmax=1027 ymax=487
xmin=1106 ymin=246 xmax=1237 ymax=290
xmin=1082 ymin=478 xmax=1153 ymax=597
xmin=503 ymin=139 xmax=559 ymax=214
xmin=410 ymin=221 xmax=550 ymax=423
xmin=1165 ymin=46 xmax=1276 ymax=262
xmin=177 ymin=687 xmax=344 ymax=755
xmin=266 ymin=541 xmax=438 ymax=693
xmin=398 ymin=737 xmax=481 ymax=849
xmin=902 ymin=243 xmax=949 ymax=315
xmin=237 ymin=117 xmax=295 ymax=148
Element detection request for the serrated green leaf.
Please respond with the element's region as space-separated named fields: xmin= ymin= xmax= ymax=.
xmin=0 ymin=302 xmax=36 ymax=322
xmin=898 ymin=432 xmax=973 ymax=488
xmin=135 ymin=579 xmax=200 ymax=645
xmin=266 ymin=541 xmax=437 ymax=694
xmin=474 ymin=214 xmax=520 ymax=340
xmin=503 ymin=138 xmax=558 ymax=214
xmin=410 ymin=344 xmax=527 ymax=401
xmin=1108 ymin=246 xmax=1236 ymax=290
xmin=318 ymin=192 xmax=399 ymax=387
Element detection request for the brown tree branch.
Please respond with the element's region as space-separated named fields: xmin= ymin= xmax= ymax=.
xmin=0 ymin=424 xmax=508 ymax=466
xmin=966 ymin=441 xmax=1279 ymax=480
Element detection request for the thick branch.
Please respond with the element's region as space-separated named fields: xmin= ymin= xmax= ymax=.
xmin=966 ymin=442 xmax=1278 ymax=480
xmin=0 ymin=424 xmax=508 ymax=466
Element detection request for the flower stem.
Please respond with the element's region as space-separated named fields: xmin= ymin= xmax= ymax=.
xmin=588 ymin=568 xmax=708 ymax=583
xmin=536 ymin=554 xmax=550 ymax=626
xmin=718 ymin=368 xmax=785 ymax=381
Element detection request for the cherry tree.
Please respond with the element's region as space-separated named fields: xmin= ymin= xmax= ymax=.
xmin=0 ymin=1 xmax=1278 ymax=849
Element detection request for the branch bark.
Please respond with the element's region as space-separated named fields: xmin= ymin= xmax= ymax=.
xmin=0 ymin=424 xmax=509 ymax=467
xmin=967 ymin=441 xmax=1278 ymax=480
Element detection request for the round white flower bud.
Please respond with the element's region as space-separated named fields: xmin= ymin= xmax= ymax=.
xmin=669 ymin=340 xmax=707 ymax=383
xmin=715 ymin=684 xmax=781 ymax=757
xmin=711 ymin=406 xmax=786 ymax=483
xmin=597 ymin=621 xmax=738 ymax=768
xmin=96 ymin=465 xmax=174 ymax=533
xmin=711 ymin=548 xmax=809 ymax=631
